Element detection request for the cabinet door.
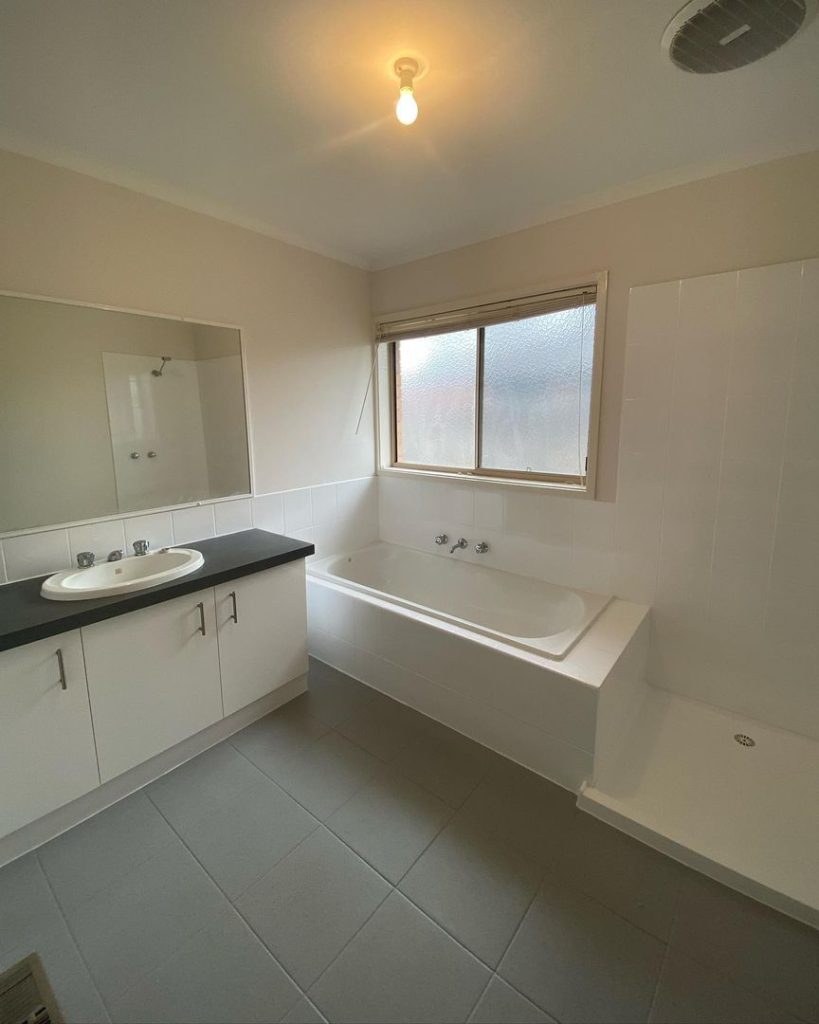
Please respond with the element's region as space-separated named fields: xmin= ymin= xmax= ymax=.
xmin=0 ymin=631 xmax=99 ymax=839
xmin=215 ymin=562 xmax=308 ymax=716
xmin=83 ymin=591 xmax=223 ymax=782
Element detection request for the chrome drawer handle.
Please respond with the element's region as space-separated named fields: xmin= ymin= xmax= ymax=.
xmin=229 ymin=591 xmax=238 ymax=624
xmin=196 ymin=602 xmax=206 ymax=636
xmin=56 ymin=648 xmax=67 ymax=690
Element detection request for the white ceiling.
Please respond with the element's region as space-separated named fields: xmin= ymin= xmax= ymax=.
xmin=1 ymin=0 xmax=817 ymax=269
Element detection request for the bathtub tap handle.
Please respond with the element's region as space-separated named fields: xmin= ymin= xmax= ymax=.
xmin=450 ymin=537 xmax=468 ymax=554
xmin=434 ymin=534 xmax=449 ymax=546
xmin=474 ymin=541 xmax=489 ymax=554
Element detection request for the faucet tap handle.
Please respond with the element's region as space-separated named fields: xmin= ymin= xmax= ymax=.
xmin=434 ymin=534 xmax=449 ymax=546
xmin=474 ymin=541 xmax=489 ymax=554
xmin=76 ymin=551 xmax=95 ymax=568
xmin=133 ymin=539 xmax=150 ymax=556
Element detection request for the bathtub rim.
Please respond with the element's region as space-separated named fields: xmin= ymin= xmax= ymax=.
xmin=308 ymin=542 xmax=612 ymax=662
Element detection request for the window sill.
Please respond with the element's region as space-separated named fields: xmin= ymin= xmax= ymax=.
xmin=377 ymin=466 xmax=593 ymax=498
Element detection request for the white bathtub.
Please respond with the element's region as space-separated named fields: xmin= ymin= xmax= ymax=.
xmin=308 ymin=542 xmax=610 ymax=659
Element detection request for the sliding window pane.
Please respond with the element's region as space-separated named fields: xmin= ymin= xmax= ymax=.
xmin=396 ymin=331 xmax=477 ymax=468
xmin=481 ymin=305 xmax=595 ymax=476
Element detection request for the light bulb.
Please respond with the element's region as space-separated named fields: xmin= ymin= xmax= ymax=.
xmin=395 ymin=86 xmax=418 ymax=126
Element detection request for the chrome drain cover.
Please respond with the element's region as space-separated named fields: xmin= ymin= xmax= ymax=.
xmin=734 ymin=733 xmax=756 ymax=747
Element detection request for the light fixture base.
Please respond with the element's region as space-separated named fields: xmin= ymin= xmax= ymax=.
xmin=393 ymin=57 xmax=420 ymax=79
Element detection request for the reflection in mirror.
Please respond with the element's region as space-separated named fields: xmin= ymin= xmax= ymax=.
xmin=0 ymin=295 xmax=251 ymax=533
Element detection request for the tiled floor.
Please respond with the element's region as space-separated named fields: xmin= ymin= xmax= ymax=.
xmin=1 ymin=659 xmax=816 ymax=1024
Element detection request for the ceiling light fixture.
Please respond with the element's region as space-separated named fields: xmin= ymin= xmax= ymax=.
xmin=394 ymin=57 xmax=419 ymax=126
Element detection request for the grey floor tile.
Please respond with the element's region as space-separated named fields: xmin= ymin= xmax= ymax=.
xmin=264 ymin=731 xmax=381 ymax=820
xmin=108 ymin=905 xmax=301 ymax=1023
xmin=310 ymin=891 xmax=491 ymax=1023
xmin=0 ymin=918 xmax=109 ymax=1024
xmin=65 ymin=838 xmax=230 ymax=1002
xmin=499 ymin=879 xmax=666 ymax=1023
xmin=232 ymin=699 xmax=330 ymax=779
xmin=326 ymin=766 xmax=452 ymax=883
xmin=456 ymin=759 xmax=577 ymax=868
xmin=235 ymin=828 xmax=390 ymax=988
xmin=551 ymin=811 xmax=685 ymax=940
xmin=400 ymin=819 xmax=541 ymax=967
xmin=297 ymin=660 xmax=379 ymax=726
xmin=283 ymin=997 xmax=327 ymax=1023
xmin=148 ymin=742 xmax=317 ymax=899
xmin=38 ymin=791 xmax=177 ymax=911
xmin=0 ymin=854 xmax=62 ymax=957
xmin=335 ymin=694 xmax=429 ymax=762
xmin=670 ymin=874 xmax=819 ymax=1022
xmin=469 ymin=977 xmax=554 ymax=1023
xmin=649 ymin=951 xmax=799 ymax=1024
xmin=392 ymin=726 xmax=491 ymax=808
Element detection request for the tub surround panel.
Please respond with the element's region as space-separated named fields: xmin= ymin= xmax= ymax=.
xmin=0 ymin=529 xmax=313 ymax=652
xmin=307 ymin=570 xmax=648 ymax=793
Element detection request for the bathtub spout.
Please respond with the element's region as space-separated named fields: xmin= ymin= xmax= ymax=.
xmin=450 ymin=537 xmax=468 ymax=554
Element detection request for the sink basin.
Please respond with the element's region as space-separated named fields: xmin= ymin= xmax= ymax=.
xmin=41 ymin=548 xmax=204 ymax=601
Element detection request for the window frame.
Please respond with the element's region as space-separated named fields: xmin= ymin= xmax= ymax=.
xmin=375 ymin=272 xmax=608 ymax=496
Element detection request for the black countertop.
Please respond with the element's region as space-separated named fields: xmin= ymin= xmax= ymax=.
xmin=0 ymin=529 xmax=314 ymax=653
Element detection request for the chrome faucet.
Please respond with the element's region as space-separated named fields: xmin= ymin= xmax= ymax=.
xmin=76 ymin=551 xmax=95 ymax=568
xmin=450 ymin=537 xmax=468 ymax=554
xmin=434 ymin=533 xmax=449 ymax=546
xmin=133 ymin=539 xmax=150 ymax=556
xmin=474 ymin=541 xmax=489 ymax=554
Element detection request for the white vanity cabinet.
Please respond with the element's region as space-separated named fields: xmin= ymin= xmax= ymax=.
xmin=0 ymin=631 xmax=99 ymax=837
xmin=82 ymin=591 xmax=224 ymax=782
xmin=215 ymin=562 xmax=308 ymax=716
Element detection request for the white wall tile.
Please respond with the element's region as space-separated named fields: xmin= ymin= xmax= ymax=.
xmin=2 ymin=528 xmax=71 ymax=581
xmin=68 ymin=519 xmax=126 ymax=564
xmin=336 ymin=477 xmax=378 ymax=524
xmin=283 ymin=488 xmax=312 ymax=532
xmin=252 ymin=492 xmax=285 ymax=534
xmin=310 ymin=483 xmax=338 ymax=526
xmin=123 ymin=512 xmax=174 ymax=552
xmin=214 ymin=498 xmax=252 ymax=536
xmin=732 ymin=261 xmax=802 ymax=390
xmin=171 ymin=504 xmax=215 ymax=544
xmin=474 ymin=487 xmax=504 ymax=532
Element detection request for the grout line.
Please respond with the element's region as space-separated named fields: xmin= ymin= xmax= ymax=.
xmin=33 ymin=853 xmax=113 ymax=1022
xmin=760 ymin=261 xmax=805 ymax=634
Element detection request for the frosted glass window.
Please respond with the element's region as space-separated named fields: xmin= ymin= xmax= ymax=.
xmin=481 ymin=306 xmax=595 ymax=476
xmin=396 ymin=331 xmax=477 ymax=468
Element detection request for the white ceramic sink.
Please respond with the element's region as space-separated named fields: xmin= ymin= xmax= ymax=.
xmin=41 ymin=548 xmax=204 ymax=601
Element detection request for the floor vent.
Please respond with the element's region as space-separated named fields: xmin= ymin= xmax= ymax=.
xmin=0 ymin=954 xmax=63 ymax=1024
xmin=662 ymin=0 xmax=816 ymax=73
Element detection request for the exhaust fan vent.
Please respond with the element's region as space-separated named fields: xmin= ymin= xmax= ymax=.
xmin=662 ymin=0 xmax=816 ymax=73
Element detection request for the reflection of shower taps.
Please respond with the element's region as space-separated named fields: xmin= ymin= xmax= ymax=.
xmin=151 ymin=356 xmax=171 ymax=377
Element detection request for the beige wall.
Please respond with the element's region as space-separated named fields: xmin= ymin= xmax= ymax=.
xmin=371 ymin=150 xmax=819 ymax=499
xmin=0 ymin=149 xmax=374 ymax=521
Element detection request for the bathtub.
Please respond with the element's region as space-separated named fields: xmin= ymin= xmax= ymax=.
xmin=308 ymin=542 xmax=610 ymax=659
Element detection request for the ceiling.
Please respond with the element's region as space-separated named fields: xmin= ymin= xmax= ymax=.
xmin=1 ymin=0 xmax=817 ymax=269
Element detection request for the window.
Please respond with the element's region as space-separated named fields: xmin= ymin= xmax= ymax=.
xmin=377 ymin=278 xmax=605 ymax=490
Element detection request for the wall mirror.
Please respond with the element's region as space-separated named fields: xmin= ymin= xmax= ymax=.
xmin=0 ymin=293 xmax=251 ymax=534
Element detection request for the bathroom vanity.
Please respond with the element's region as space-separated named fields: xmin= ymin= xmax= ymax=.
xmin=0 ymin=528 xmax=313 ymax=846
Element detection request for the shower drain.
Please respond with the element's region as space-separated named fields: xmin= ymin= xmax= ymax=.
xmin=734 ymin=733 xmax=756 ymax=747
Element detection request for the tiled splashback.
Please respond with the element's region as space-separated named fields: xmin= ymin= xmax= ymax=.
xmin=0 ymin=477 xmax=378 ymax=584
xmin=378 ymin=475 xmax=616 ymax=595
xmin=378 ymin=257 xmax=819 ymax=742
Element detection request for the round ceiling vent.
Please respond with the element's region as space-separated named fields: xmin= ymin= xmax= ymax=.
xmin=662 ymin=0 xmax=817 ymax=73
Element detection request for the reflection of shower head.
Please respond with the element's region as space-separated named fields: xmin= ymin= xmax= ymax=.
xmin=151 ymin=356 xmax=171 ymax=377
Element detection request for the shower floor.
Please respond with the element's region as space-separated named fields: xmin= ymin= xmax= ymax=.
xmin=580 ymin=688 xmax=819 ymax=928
